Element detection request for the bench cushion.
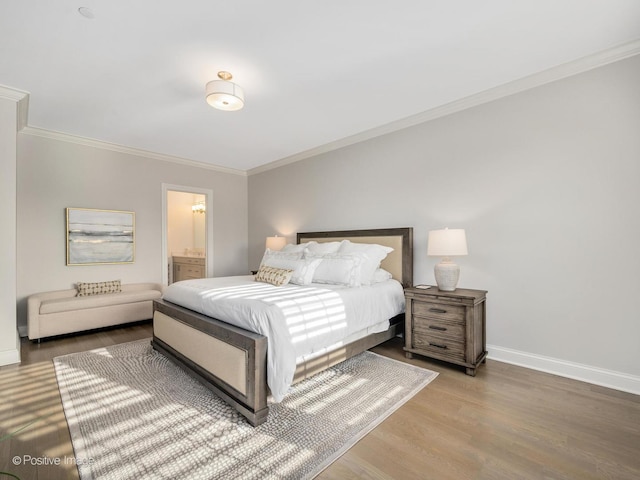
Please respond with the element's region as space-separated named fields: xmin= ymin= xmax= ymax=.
xmin=40 ymin=290 xmax=162 ymax=315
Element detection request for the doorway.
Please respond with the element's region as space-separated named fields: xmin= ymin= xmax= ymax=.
xmin=161 ymin=184 xmax=214 ymax=286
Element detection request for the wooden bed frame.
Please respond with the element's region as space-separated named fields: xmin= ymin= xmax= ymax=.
xmin=151 ymin=227 xmax=413 ymax=426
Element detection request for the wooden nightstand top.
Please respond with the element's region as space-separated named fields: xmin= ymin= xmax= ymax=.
xmin=405 ymin=286 xmax=487 ymax=302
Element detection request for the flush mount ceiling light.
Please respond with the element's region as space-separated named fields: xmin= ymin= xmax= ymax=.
xmin=205 ymin=71 xmax=244 ymax=111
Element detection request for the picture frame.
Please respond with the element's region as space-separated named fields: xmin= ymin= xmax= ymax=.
xmin=66 ymin=207 xmax=135 ymax=265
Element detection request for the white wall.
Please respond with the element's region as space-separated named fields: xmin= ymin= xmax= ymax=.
xmin=0 ymin=88 xmax=23 ymax=365
xmin=249 ymin=55 xmax=640 ymax=387
xmin=16 ymin=133 xmax=248 ymax=333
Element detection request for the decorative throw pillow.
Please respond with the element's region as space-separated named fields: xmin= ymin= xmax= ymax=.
xmin=77 ymin=280 xmax=122 ymax=297
xmin=255 ymin=265 xmax=294 ymax=286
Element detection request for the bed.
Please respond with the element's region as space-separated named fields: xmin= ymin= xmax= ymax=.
xmin=151 ymin=227 xmax=413 ymax=426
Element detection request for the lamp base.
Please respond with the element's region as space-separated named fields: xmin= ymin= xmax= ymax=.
xmin=434 ymin=260 xmax=460 ymax=291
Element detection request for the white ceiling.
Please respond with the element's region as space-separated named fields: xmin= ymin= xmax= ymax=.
xmin=2 ymin=1 xmax=640 ymax=172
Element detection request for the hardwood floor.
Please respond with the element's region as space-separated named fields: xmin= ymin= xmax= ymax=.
xmin=1 ymin=325 xmax=638 ymax=479
xmin=0 ymin=323 xmax=152 ymax=480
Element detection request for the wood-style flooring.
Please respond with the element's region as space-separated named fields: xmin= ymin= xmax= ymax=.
xmin=1 ymin=323 xmax=638 ymax=479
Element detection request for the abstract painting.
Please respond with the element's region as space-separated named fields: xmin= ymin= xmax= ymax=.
xmin=66 ymin=208 xmax=135 ymax=265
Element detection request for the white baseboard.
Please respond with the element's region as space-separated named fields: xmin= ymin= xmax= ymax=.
xmin=17 ymin=324 xmax=27 ymax=337
xmin=487 ymin=344 xmax=640 ymax=396
xmin=0 ymin=331 xmax=21 ymax=366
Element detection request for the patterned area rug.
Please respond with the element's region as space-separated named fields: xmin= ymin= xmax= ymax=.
xmin=54 ymin=339 xmax=437 ymax=479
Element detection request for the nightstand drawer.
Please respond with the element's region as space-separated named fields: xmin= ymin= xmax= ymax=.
xmin=412 ymin=332 xmax=464 ymax=361
xmin=413 ymin=317 xmax=465 ymax=339
xmin=412 ymin=301 xmax=464 ymax=324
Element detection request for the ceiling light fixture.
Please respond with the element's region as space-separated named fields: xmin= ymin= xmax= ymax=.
xmin=205 ymin=71 xmax=244 ymax=111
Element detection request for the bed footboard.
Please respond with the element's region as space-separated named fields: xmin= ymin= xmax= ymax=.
xmin=151 ymin=299 xmax=269 ymax=426
xmin=152 ymin=300 xmax=404 ymax=427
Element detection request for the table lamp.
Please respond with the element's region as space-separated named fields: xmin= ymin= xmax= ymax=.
xmin=427 ymin=228 xmax=468 ymax=291
xmin=265 ymin=235 xmax=286 ymax=251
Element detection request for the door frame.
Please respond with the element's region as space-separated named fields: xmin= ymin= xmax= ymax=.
xmin=161 ymin=183 xmax=214 ymax=286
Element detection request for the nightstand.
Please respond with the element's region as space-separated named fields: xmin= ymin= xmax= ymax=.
xmin=404 ymin=286 xmax=487 ymax=376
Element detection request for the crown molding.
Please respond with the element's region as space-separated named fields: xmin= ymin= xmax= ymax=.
xmin=248 ymin=38 xmax=640 ymax=176
xmin=10 ymin=38 xmax=640 ymax=177
xmin=20 ymin=126 xmax=247 ymax=177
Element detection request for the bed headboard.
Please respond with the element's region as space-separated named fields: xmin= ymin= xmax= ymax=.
xmin=297 ymin=227 xmax=413 ymax=288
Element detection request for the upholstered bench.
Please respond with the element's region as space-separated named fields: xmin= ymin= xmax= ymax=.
xmin=27 ymin=282 xmax=163 ymax=340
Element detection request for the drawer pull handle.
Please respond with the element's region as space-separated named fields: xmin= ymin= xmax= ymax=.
xmin=428 ymin=325 xmax=447 ymax=331
xmin=429 ymin=342 xmax=448 ymax=349
xmin=428 ymin=308 xmax=447 ymax=314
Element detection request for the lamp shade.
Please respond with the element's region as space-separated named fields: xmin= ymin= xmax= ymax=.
xmin=427 ymin=228 xmax=468 ymax=257
xmin=265 ymin=236 xmax=286 ymax=251
xmin=206 ymin=80 xmax=244 ymax=111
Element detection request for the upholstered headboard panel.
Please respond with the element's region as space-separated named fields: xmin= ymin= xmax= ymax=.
xmin=297 ymin=227 xmax=413 ymax=288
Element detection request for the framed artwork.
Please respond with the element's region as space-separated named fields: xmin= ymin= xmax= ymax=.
xmin=66 ymin=208 xmax=135 ymax=265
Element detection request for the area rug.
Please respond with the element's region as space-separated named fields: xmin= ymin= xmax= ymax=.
xmin=54 ymin=339 xmax=437 ymax=479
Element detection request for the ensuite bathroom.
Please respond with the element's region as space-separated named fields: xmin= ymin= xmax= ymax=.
xmin=166 ymin=190 xmax=206 ymax=284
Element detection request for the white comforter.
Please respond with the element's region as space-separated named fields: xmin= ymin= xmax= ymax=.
xmin=162 ymin=275 xmax=405 ymax=401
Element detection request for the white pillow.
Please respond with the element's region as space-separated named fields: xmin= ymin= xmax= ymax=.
xmin=303 ymin=241 xmax=343 ymax=255
xmin=261 ymin=255 xmax=322 ymax=285
xmin=260 ymin=248 xmax=303 ymax=264
xmin=337 ymin=241 xmax=394 ymax=285
xmin=306 ymin=252 xmax=365 ymax=287
xmin=281 ymin=243 xmax=307 ymax=253
xmin=371 ymin=268 xmax=393 ymax=284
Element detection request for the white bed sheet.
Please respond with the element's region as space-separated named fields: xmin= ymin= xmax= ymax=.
xmin=162 ymin=275 xmax=405 ymax=401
